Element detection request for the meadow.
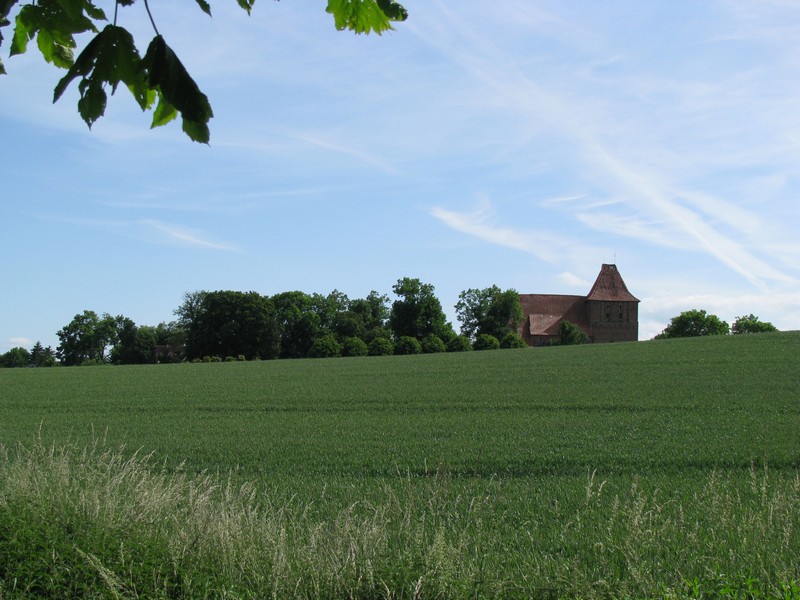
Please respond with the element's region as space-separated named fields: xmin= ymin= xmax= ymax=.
xmin=1 ymin=333 xmax=799 ymax=598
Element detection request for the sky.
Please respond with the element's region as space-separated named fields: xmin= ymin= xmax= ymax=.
xmin=2 ymin=0 xmax=800 ymax=353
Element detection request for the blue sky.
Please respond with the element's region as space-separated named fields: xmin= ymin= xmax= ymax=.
xmin=2 ymin=0 xmax=799 ymax=353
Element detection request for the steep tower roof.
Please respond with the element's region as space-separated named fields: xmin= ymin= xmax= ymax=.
xmin=585 ymin=264 xmax=639 ymax=302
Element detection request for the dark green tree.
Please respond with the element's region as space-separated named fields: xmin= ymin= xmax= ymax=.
xmin=559 ymin=320 xmax=588 ymax=346
xmin=1 ymin=346 xmax=30 ymax=368
xmin=312 ymin=290 xmax=349 ymax=335
xmin=272 ymin=291 xmax=320 ymax=359
xmin=56 ymin=310 xmax=119 ymax=365
xmin=185 ymin=290 xmax=277 ymax=360
xmin=334 ymin=291 xmax=390 ymax=341
xmin=456 ymin=286 xmax=524 ymax=341
xmin=112 ymin=319 xmax=157 ymax=364
xmin=731 ymin=314 xmax=778 ymax=335
xmin=29 ymin=341 xmax=56 ymax=367
xmin=389 ymin=277 xmax=452 ymax=341
xmin=175 ymin=290 xmax=208 ymax=359
xmin=655 ymin=309 xmax=730 ymax=339
xmin=154 ymin=320 xmax=186 ymax=346
xmin=1 ymin=1 xmax=407 ymax=142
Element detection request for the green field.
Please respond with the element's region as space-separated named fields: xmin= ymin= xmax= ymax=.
xmin=1 ymin=333 xmax=799 ymax=598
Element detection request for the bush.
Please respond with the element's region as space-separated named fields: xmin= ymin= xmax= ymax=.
xmin=368 ymin=337 xmax=394 ymax=356
xmin=307 ymin=334 xmax=342 ymax=358
xmin=420 ymin=334 xmax=446 ymax=354
xmin=0 ymin=347 xmax=30 ymax=368
xmin=447 ymin=335 xmax=473 ymax=352
xmin=655 ymin=309 xmax=729 ymax=339
xmin=732 ymin=314 xmax=778 ymax=335
xmin=341 ymin=337 xmax=369 ymax=358
xmin=560 ymin=321 xmax=588 ymax=345
xmin=500 ymin=332 xmax=527 ymax=349
xmin=473 ymin=334 xmax=500 ymax=351
xmin=394 ymin=336 xmax=422 ymax=355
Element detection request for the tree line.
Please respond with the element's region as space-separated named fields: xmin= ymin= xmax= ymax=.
xmin=654 ymin=309 xmax=778 ymax=339
xmin=1 ymin=289 xmax=781 ymax=368
xmin=1 ymin=278 xmax=528 ymax=367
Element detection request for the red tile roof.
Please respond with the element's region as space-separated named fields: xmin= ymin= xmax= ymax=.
xmin=585 ymin=264 xmax=639 ymax=302
xmin=518 ymin=294 xmax=590 ymax=336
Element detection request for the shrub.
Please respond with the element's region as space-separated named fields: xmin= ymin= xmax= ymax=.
xmin=447 ymin=335 xmax=473 ymax=352
xmin=473 ymin=334 xmax=500 ymax=351
xmin=500 ymin=332 xmax=527 ymax=349
xmin=341 ymin=337 xmax=369 ymax=358
xmin=420 ymin=334 xmax=446 ymax=354
xmin=368 ymin=337 xmax=394 ymax=356
xmin=308 ymin=334 xmax=342 ymax=358
xmin=655 ymin=309 xmax=729 ymax=339
xmin=394 ymin=336 xmax=422 ymax=355
xmin=732 ymin=314 xmax=778 ymax=335
xmin=560 ymin=321 xmax=588 ymax=345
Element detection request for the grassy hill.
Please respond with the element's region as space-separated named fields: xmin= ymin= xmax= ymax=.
xmin=1 ymin=333 xmax=799 ymax=598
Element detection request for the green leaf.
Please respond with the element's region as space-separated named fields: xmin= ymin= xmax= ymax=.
xmin=10 ymin=4 xmax=35 ymax=55
xmin=142 ymin=35 xmax=213 ymax=143
xmin=0 ymin=23 xmax=6 ymax=74
xmin=54 ymin=25 xmax=148 ymax=129
xmin=326 ymin=0 xmax=405 ymax=35
xmin=10 ymin=0 xmax=99 ymax=64
xmin=36 ymin=26 xmax=74 ymax=68
xmin=77 ymin=78 xmax=106 ymax=126
xmin=0 ymin=0 xmax=17 ymax=22
xmin=376 ymin=0 xmax=407 ymax=22
xmin=193 ymin=0 xmax=212 ymax=17
xmin=181 ymin=118 xmax=210 ymax=144
xmin=150 ymin=92 xmax=177 ymax=128
xmin=235 ymin=0 xmax=255 ymax=15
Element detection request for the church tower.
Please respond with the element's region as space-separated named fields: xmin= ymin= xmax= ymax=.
xmin=584 ymin=264 xmax=639 ymax=343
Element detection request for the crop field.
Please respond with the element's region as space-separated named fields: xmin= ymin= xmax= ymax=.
xmin=1 ymin=332 xmax=799 ymax=598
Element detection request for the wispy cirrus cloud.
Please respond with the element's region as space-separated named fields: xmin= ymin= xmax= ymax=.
xmin=417 ymin=1 xmax=800 ymax=290
xmin=41 ymin=216 xmax=241 ymax=252
xmin=290 ymin=132 xmax=400 ymax=175
xmin=430 ymin=197 xmax=602 ymax=266
xmin=140 ymin=219 xmax=242 ymax=252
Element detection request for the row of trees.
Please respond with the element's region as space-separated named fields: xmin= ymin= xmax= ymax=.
xmin=2 ymin=278 xmax=527 ymax=367
xmin=655 ymin=310 xmax=778 ymax=339
xmin=2 ymin=298 xmax=781 ymax=368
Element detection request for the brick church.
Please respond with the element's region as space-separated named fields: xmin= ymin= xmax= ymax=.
xmin=518 ymin=264 xmax=639 ymax=346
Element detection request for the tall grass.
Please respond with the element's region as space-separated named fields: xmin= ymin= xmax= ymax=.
xmin=2 ymin=440 xmax=799 ymax=598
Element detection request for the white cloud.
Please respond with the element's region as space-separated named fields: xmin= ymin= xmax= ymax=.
xmin=430 ymin=197 xmax=601 ymax=266
xmin=139 ymin=220 xmax=242 ymax=252
xmin=9 ymin=337 xmax=33 ymax=348
xmin=558 ymin=272 xmax=591 ymax=289
xmin=290 ymin=132 xmax=400 ymax=176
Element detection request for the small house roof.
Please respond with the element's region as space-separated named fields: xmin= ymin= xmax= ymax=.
xmin=518 ymin=294 xmax=590 ymax=337
xmin=585 ymin=264 xmax=639 ymax=302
